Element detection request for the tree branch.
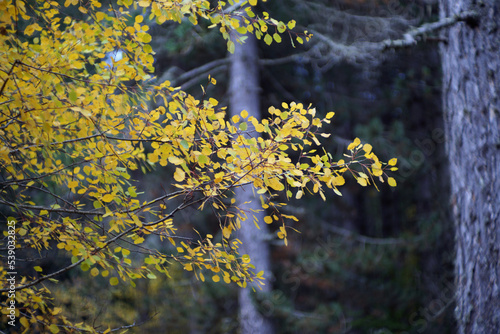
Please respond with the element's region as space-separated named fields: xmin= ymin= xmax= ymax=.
xmin=380 ymin=10 xmax=479 ymax=49
xmin=321 ymin=222 xmax=416 ymax=246
xmin=157 ymin=58 xmax=229 ymax=87
xmin=308 ymin=10 xmax=479 ymax=63
xmin=0 ymin=199 xmax=187 ymax=293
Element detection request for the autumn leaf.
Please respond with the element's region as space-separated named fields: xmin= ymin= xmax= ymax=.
xmin=388 ymin=177 xmax=397 ymax=187
xmin=174 ymin=168 xmax=185 ymax=182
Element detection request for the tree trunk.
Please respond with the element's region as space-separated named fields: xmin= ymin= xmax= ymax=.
xmin=229 ymin=36 xmax=274 ymax=334
xmin=439 ymin=1 xmax=500 ymax=333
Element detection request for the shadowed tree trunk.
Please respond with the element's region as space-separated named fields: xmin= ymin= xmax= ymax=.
xmin=439 ymin=1 xmax=500 ymax=332
xmin=229 ymin=35 xmax=274 ymax=334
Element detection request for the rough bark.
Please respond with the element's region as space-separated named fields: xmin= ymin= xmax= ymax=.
xmin=439 ymin=1 xmax=500 ymax=333
xmin=229 ymin=36 xmax=274 ymax=334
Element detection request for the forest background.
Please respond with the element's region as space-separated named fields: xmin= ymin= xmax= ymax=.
xmin=1 ymin=0 xmax=498 ymax=333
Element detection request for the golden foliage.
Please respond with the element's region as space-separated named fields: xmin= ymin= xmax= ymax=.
xmin=0 ymin=0 xmax=395 ymax=332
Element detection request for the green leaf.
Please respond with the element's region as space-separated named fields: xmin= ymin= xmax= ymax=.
xmin=198 ymin=154 xmax=208 ymax=166
xmin=277 ymin=22 xmax=286 ymax=33
xmin=141 ymin=33 xmax=152 ymax=43
xmin=180 ymin=139 xmax=190 ymax=149
xmin=69 ymin=90 xmax=77 ymax=103
xmin=246 ymin=8 xmax=255 ymax=18
xmin=273 ymin=33 xmax=282 ymax=43
xmin=127 ymin=186 xmax=137 ymax=197
xmin=264 ymin=34 xmax=272 ymax=45
xmin=227 ymin=40 xmax=235 ymax=54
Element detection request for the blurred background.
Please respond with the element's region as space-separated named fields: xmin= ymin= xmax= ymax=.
xmin=8 ymin=0 xmax=457 ymax=333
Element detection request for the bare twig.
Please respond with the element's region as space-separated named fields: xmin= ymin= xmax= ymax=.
xmin=309 ymin=10 xmax=479 ymax=63
xmin=321 ymin=221 xmax=416 ymax=246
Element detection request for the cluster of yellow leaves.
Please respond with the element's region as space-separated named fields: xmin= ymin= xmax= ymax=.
xmin=0 ymin=0 xmax=394 ymax=332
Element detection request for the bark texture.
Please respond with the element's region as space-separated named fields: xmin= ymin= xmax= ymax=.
xmin=439 ymin=1 xmax=500 ymax=333
xmin=229 ymin=35 xmax=274 ymax=334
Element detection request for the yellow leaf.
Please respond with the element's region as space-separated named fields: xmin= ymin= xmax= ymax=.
xmin=101 ymin=194 xmax=114 ymax=203
xmin=20 ymin=317 xmax=29 ymax=328
xmin=264 ymin=216 xmax=273 ymax=224
xmin=96 ymin=12 xmax=105 ymax=21
xmin=388 ymin=177 xmax=397 ymax=187
xmin=326 ymin=111 xmax=335 ymax=119
xmin=222 ymin=226 xmax=232 ymax=238
xmin=110 ymin=277 xmax=119 ymax=286
xmin=209 ymin=97 xmax=218 ymax=106
xmin=347 ymin=137 xmax=361 ymax=151
xmin=141 ymin=33 xmax=152 ymax=43
xmin=372 ymin=163 xmax=383 ymax=177
xmin=388 ymin=158 xmax=397 ymax=166
xmin=267 ymin=177 xmax=284 ymax=191
xmin=249 ymin=0 xmax=257 ymax=5
xmin=174 ymin=168 xmax=185 ymax=182
xmin=49 ymin=324 xmax=60 ymax=333
xmin=357 ymin=178 xmax=367 ymax=186
xmin=240 ymin=109 xmax=248 ymax=118
xmin=52 ymin=308 xmax=62 ymax=316
xmin=212 ymin=275 xmax=220 ymax=282
xmin=168 ymin=156 xmax=184 ymax=165
xmin=148 ymin=153 xmax=159 ymax=163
